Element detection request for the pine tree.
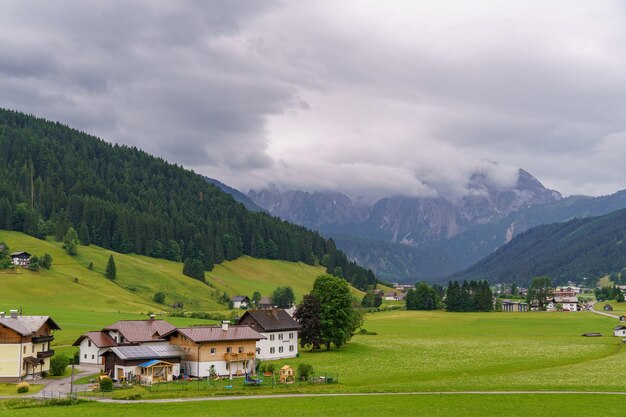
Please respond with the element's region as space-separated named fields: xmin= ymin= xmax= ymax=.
xmin=105 ymin=255 xmax=117 ymax=280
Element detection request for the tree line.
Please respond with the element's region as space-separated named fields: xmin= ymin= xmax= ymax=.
xmin=0 ymin=108 xmax=377 ymax=290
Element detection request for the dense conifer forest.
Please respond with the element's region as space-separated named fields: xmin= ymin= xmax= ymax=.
xmin=0 ymin=108 xmax=377 ymax=290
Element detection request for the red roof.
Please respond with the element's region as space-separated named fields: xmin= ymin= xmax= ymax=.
xmin=163 ymin=325 xmax=265 ymax=343
xmin=72 ymin=331 xmax=117 ymax=347
xmin=104 ymin=319 xmax=176 ymax=343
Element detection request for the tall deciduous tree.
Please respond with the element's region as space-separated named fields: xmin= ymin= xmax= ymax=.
xmin=311 ymin=274 xmax=355 ymax=350
xmin=105 ymin=255 xmax=117 ymax=280
xmin=63 ymin=226 xmax=79 ymax=256
xmin=406 ymin=282 xmax=439 ymax=310
xmin=526 ymin=276 xmax=553 ymax=310
xmin=272 ymin=286 xmax=295 ymax=308
xmin=295 ymin=294 xmax=322 ymax=350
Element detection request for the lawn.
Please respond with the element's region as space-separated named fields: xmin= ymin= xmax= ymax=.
xmin=2 ymin=394 xmax=626 ymax=417
xmin=0 ymin=384 xmax=43 ymax=396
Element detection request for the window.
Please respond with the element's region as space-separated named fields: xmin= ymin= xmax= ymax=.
xmin=278 ymin=346 xmax=283 ymax=353
xmin=226 ymin=363 xmax=230 ymax=370
xmin=91 ymin=355 xmax=95 ymax=359
xmin=84 ymin=354 xmax=87 ymax=359
xmin=289 ymin=332 xmax=294 ymax=339
xmin=278 ymin=333 xmax=283 ymax=340
xmin=270 ymin=347 xmax=275 ymax=354
xmin=238 ymin=347 xmax=244 ymax=353
xmin=269 ymin=334 xmax=275 ymax=341
xmin=289 ymin=345 xmax=294 ymax=352
xmin=226 ymin=347 xmax=232 ymax=353
xmin=23 ymin=346 xmax=26 ymax=354
xmin=210 ymin=348 xmax=216 ymax=355
xmin=88 ymin=340 xmax=92 ymax=347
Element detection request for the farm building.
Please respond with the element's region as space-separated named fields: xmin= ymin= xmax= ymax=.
xmin=0 ymin=310 xmax=60 ymax=381
xmin=231 ymin=296 xmax=250 ymax=309
xmin=102 ymin=344 xmax=185 ymax=383
xmin=10 ymin=251 xmax=31 ymax=267
xmin=238 ymin=308 xmax=300 ymax=360
xmin=614 ymin=325 xmax=626 ymax=337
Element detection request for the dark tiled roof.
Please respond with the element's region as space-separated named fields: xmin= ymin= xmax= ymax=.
xmin=238 ymin=309 xmax=301 ymax=332
xmin=104 ymin=319 xmax=176 ymax=343
xmin=10 ymin=251 xmax=31 ymax=257
xmin=0 ymin=316 xmax=60 ymax=336
xmin=164 ymin=325 xmax=265 ymax=343
xmin=232 ymin=296 xmax=249 ymax=302
xmin=73 ymin=331 xmax=118 ymax=347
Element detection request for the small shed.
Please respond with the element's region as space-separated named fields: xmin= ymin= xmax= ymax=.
xmin=604 ymin=304 xmax=614 ymax=311
xmin=137 ymin=360 xmax=174 ymax=383
xmin=614 ymin=325 xmax=626 ymax=337
xmin=279 ymin=365 xmax=295 ymax=383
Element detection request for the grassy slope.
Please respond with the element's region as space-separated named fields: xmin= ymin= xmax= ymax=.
xmin=0 ymin=230 xmax=334 ymax=351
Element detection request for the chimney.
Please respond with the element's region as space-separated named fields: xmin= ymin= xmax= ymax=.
xmin=271 ymin=307 xmax=279 ymax=318
xmin=221 ymin=321 xmax=229 ymax=331
xmin=0 ymin=312 xmax=4 ymax=318
xmin=149 ymin=314 xmax=155 ymax=321
xmin=10 ymin=309 xmax=18 ymax=319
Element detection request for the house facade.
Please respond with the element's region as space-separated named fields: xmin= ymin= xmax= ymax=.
xmin=102 ymin=344 xmax=184 ymax=382
xmin=231 ymin=296 xmax=250 ymax=309
xmin=0 ymin=310 xmax=60 ymax=381
xmin=164 ymin=322 xmax=264 ymax=379
xmin=614 ymin=325 xmax=626 ymax=337
xmin=238 ymin=309 xmax=300 ymax=360
xmin=73 ymin=316 xmax=175 ymax=365
xmin=10 ymin=252 xmax=31 ymax=267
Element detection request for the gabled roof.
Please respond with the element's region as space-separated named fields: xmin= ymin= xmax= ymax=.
xmin=614 ymin=325 xmax=626 ymax=331
xmin=104 ymin=344 xmax=185 ymax=361
xmin=104 ymin=319 xmax=176 ymax=343
xmin=72 ymin=331 xmax=118 ymax=348
xmin=232 ymin=295 xmax=250 ymax=302
xmin=163 ymin=325 xmax=265 ymax=343
xmin=0 ymin=316 xmax=61 ymax=336
xmin=10 ymin=251 xmax=31 ymax=257
xmin=238 ymin=309 xmax=301 ymax=332
xmin=258 ymin=296 xmax=272 ymax=306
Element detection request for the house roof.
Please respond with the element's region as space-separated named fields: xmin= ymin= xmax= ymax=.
xmin=137 ymin=359 xmax=172 ymax=368
xmin=72 ymin=331 xmax=118 ymax=347
xmin=258 ymin=296 xmax=272 ymax=306
xmin=0 ymin=315 xmax=61 ymax=336
xmin=23 ymin=356 xmax=45 ymax=366
xmin=232 ymin=296 xmax=250 ymax=302
xmin=104 ymin=344 xmax=185 ymax=361
xmin=614 ymin=325 xmax=626 ymax=331
xmin=163 ymin=325 xmax=265 ymax=343
xmin=104 ymin=319 xmax=176 ymax=343
xmin=554 ymin=296 xmax=578 ymax=303
xmin=10 ymin=251 xmax=31 ymax=257
xmin=238 ymin=309 xmax=301 ymax=332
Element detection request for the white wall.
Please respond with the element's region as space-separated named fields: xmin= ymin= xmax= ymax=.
xmin=78 ymin=338 xmax=103 ymax=365
xmin=181 ymin=360 xmax=253 ymax=378
xmin=256 ymin=331 xmax=298 ymax=360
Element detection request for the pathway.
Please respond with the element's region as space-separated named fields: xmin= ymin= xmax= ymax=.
xmin=588 ymin=301 xmax=620 ymax=320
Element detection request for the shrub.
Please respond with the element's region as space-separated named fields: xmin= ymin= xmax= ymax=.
xmin=153 ymin=291 xmax=166 ymax=304
xmin=41 ymin=370 xmax=49 ymax=378
xmin=297 ymin=363 xmax=314 ymax=380
xmin=16 ymin=382 xmax=30 ymax=393
xmin=50 ymin=353 xmax=70 ymax=376
xmin=99 ymin=376 xmax=113 ymax=392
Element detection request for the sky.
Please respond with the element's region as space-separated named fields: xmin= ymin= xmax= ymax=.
xmin=1 ymin=1 xmax=626 ymax=201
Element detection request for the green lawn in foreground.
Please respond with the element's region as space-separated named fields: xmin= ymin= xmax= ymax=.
xmin=0 ymin=384 xmax=43 ymax=396
xmin=2 ymin=394 xmax=626 ymax=417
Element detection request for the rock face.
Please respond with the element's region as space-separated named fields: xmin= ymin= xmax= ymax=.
xmin=250 ymin=169 xmax=562 ymax=247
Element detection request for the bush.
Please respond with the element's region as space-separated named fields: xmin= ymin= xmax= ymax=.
xmin=297 ymin=363 xmax=314 ymax=380
xmin=16 ymin=382 xmax=30 ymax=394
xmin=41 ymin=370 xmax=48 ymax=378
xmin=153 ymin=291 xmax=166 ymax=304
xmin=50 ymin=353 xmax=70 ymax=376
xmin=99 ymin=376 xmax=113 ymax=392
xmin=73 ymin=350 xmax=81 ymax=365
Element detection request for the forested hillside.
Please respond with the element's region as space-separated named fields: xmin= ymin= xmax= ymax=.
xmin=452 ymin=208 xmax=626 ymax=286
xmin=0 ymin=108 xmax=376 ymax=290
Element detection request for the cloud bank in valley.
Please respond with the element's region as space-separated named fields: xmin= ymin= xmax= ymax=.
xmin=1 ymin=1 xmax=626 ymax=200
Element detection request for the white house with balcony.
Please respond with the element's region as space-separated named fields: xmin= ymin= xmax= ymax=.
xmin=237 ymin=309 xmax=300 ymax=360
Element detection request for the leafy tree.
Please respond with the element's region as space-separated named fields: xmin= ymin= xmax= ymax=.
xmin=50 ymin=354 xmax=70 ymax=376
xmin=295 ymin=294 xmax=322 ymax=350
xmin=182 ymin=258 xmax=205 ymax=282
xmin=27 ymin=255 xmax=40 ymax=271
xmin=105 ymin=255 xmax=117 ymax=280
xmin=297 ymin=363 xmax=314 ymax=379
xmin=406 ymin=282 xmax=438 ymax=310
xmin=252 ymin=291 xmax=262 ymax=307
xmin=41 ymin=253 xmax=53 ymax=269
xmin=361 ymin=291 xmax=382 ymax=308
xmin=272 ymin=286 xmax=295 ymax=308
xmin=311 ymin=274 xmax=355 ymax=350
xmin=617 ymin=292 xmax=625 ymax=303
xmin=63 ymin=226 xmax=79 ymax=256
xmin=526 ymin=276 xmax=553 ymax=310
xmin=153 ymin=291 xmax=166 ymax=304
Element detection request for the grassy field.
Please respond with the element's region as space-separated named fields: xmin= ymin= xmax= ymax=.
xmin=2 ymin=394 xmax=626 ymax=417
xmin=0 ymin=384 xmax=42 ymax=396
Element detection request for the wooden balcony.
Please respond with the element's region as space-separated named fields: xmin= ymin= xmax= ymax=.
xmin=37 ymin=349 xmax=55 ymax=359
xmin=224 ymin=352 xmax=255 ymax=361
xmin=32 ymin=335 xmax=54 ymax=343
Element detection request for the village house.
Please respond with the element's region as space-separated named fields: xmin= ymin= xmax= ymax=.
xmin=73 ymin=315 xmax=175 ymax=365
xmin=231 ymin=295 xmax=250 ymax=309
xmin=163 ymin=322 xmax=264 ymax=379
xmin=0 ymin=310 xmax=60 ymax=381
xmin=258 ymin=296 xmax=273 ymax=309
xmin=101 ymin=344 xmax=185 ymax=383
xmin=10 ymin=251 xmax=31 ymax=267
xmin=501 ymin=300 xmax=529 ymax=312
xmin=238 ymin=308 xmax=300 ymax=360
xmin=553 ymin=296 xmax=579 ymax=311
xmin=613 ymin=325 xmax=626 ymax=337
xmin=384 ymin=292 xmax=397 ymax=301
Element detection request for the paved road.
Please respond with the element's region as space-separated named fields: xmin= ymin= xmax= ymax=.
xmin=588 ymin=301 xmax=620 ymax=320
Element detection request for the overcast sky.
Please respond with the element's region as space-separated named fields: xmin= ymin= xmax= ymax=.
xmin=2 ymin=1 xmax=626 ymax=200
